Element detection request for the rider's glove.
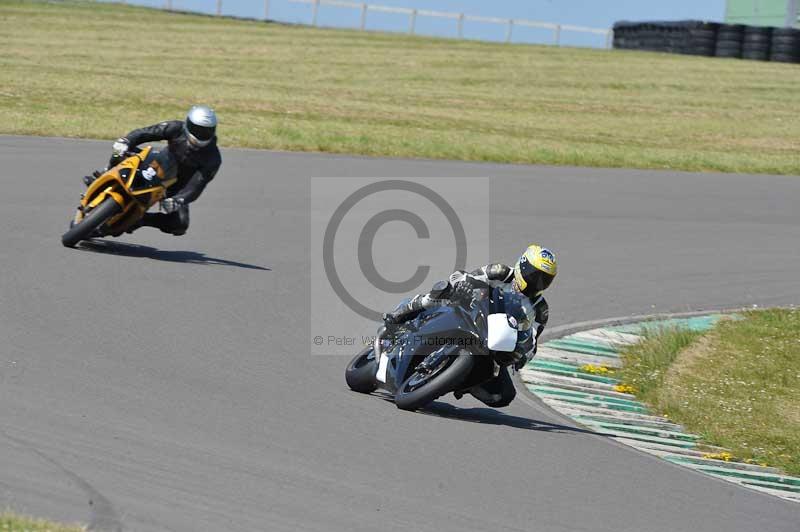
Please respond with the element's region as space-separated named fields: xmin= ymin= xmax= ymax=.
xmin=450 ymin=281 xmax=473 ymax=303
xmin=382 ymin=312 xmax=402 ymax=326
xmin=161 ymin=197 xmax=184 ymax=214
xmin=513 ymin=336 xmax=536 ymax=370
xmin=112 ymin=138 xmax=129 ymax=158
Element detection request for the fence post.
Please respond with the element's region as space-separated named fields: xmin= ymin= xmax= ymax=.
xmin=554 ymin=24 xmax=561 ymax=46
xmin=505 ymin=19 xmax=514 ymax=43
xmin=409 ymin=9 xmax=417 ymax=34
xmin=458 ymin=14 xmax=464 ymax=39
xmin=264 ymin=0 xmax=270 ymax=20
xmin=786 ymin=0 xmax=799 ymax=27
xmin=360 ymin=3 xmax=367 ymax=31
xmin=605 ymin=29 xmax=613 ymax=49
xmin=216 ymin=0 xmax=222 ymax=16
xmin=312 ymin=0 xmax=320 ymax=26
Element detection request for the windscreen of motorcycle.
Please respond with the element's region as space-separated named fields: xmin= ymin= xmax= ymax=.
xmin=134 ymin=148 xmax=177 ymax=189
xmin=501 ymin=288 xmax=534 ymax=332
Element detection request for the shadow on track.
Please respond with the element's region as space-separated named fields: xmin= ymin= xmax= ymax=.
xmin=78 ymin=240 xmax=271 ymax=271
xmin=368 ymin=393 xmax=596 ymax=435
xmin=419 ymin=402 xmax=598 ymax=435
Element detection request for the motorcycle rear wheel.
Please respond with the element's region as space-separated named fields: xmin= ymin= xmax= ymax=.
xmin=345 ymin=347 xmax=378 ymax=394
xmin=395 ymin=350 xmax=474 ymax=411
xmin=62 ymin=197 xmax=121 ymax=248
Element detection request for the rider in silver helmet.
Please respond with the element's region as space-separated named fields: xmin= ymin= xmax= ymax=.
xmin=85 ymin=105 xmax=222 ymax=236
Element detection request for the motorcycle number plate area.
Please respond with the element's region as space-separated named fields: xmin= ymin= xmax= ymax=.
xmin=487 ymin=313 xmax=518 ymax=352
xmin=376 ymin=353 xmax=389 ymax=383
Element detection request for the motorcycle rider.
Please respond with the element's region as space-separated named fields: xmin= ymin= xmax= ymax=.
xmin=381 ymin=244 xmax=557 ymax=408
xmin=84 ymin=105 xmax=221 ymax=236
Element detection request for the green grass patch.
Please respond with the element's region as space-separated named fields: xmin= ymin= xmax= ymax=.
xmin=2 ymin=0 xmax=800 ymax=173
xmin=618 ymin=325 xmax=704 ymax=399
xmin=620 ymin=310 xmax=800 ymax=475
xmin=0 ymin=511 xmax=83 ymax=531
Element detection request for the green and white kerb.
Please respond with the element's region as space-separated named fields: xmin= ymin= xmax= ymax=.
xmin=520 ymin=314 xmax=800 ymax=503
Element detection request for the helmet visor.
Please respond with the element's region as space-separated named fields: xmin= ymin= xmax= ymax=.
xmin=536 ymin=271 xmax=554 ymax=292
xmin=187 ymin=121 xmax=215 ymax=142
xmin=515 ymin=260 xmax=555 ymax=297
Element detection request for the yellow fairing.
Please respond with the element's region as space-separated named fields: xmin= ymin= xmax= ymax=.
xmin=76 ymin=146 xmax=163 ymax=233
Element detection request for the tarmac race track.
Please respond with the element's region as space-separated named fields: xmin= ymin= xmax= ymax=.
xmin=1 ymin=135 xmax=799 ymax=532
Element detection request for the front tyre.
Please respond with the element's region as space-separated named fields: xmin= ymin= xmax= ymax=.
xmin=395 ymin=350 xmax=474 ymax=411
xmin=345 ymin=347 xmax=378 ymax=394
xmin=61 ymin=197 xmax=121 ymax=248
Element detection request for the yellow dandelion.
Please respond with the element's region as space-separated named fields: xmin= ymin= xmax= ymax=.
xmin=581 ymin=364 xmax=614 ymax=375
xmin=703 ymin=451 xmax=735 ymax=462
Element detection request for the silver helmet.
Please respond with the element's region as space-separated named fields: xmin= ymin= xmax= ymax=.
xmin=184 ymin=105 xmax=217 ymax=147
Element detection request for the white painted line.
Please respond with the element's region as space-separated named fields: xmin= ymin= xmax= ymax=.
xmin=560 ymin=410 xmax=685 ymax=432
xmin=612 ymin=437 xmax=713 ymax=458
xmin=649 ymin=451 xmax=784 ymax=474
xmin=571 ymin=329 xmax=640 ymax=347
xmin=739 ymin=484 xmax=800 ymax=502
xmin=521 ymin=371 xmax=632 ymax=398
xmin=535 ymin=347 xmax=623 ymax=368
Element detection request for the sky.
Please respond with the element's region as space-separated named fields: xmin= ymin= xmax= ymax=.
xmin=106 ymin=0 xmax=728 ymax=47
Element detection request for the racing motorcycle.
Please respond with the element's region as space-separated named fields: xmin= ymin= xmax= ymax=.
xmin=345 ymin=286 xmax=530 ymax=411
xmin=61 ymin=146 xmax=177 ymax=248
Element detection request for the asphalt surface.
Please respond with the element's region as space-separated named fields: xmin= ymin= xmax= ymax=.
xmin=1 ymin=135 xmax=799 ymax=532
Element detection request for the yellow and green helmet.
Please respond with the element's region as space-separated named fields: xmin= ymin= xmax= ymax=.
xmin=513 ymin=244 xmax=557 ymax=298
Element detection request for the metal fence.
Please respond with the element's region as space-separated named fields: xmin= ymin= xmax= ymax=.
xmin=289 ymin=0 xmax=612 ymax=47
xmin=118 ymin=0 xmax=612 ymax=48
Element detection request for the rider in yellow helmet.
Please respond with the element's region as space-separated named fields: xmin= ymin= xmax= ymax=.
xmin=383 ymin=244 xmax=557 ymax=408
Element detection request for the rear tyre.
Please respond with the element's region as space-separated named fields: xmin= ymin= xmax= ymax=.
xmin=345 ymin=347 xmax=378 ymax=394
xmin=395 ymin=351 xmax=474 ymax=412
xmin=61 ymin=197 xmax=121 ymax=248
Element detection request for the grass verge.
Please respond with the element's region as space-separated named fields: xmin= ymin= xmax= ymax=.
xmin=0 ymin=511 xmax=83 ymax=532
xmin=2 ymin=0 xmax=800 ymax=173
xmin=619 ymin=310 xmax=800 ymax=475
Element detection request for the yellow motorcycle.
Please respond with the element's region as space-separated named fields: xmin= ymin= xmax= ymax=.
xmin=62 ymin=146 xmax=177 ymax=248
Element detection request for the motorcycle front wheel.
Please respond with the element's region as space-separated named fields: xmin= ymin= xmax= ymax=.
xmin=395 ymin=350 xmax=474 ymax=411
xmin=62 ymin=197 xmax=121 ymax=248
xmin=345 ymin=346 xmax=378 ymax=394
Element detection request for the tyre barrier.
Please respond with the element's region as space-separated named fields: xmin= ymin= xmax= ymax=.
xmin=770 ymin=27 xmax=800 ymax=63
xmin=613 ymin=20 xmax=800 ymax=64
xmin=742 ymin=26 xmax=771 ymax=61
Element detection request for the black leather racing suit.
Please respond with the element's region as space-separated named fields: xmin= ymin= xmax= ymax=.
xmin=112 ymin=120 xmax=222 ymax=235
xmin=385 ymin=264 xmax=549 ymax=408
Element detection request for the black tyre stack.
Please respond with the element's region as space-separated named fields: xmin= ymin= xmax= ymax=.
xmin=742 ymin=26 xmax=772 ymax=61
xmin=770 ymin=28 xmax=800 ymax=63
xmin=684 ymin=21 xmax=718 ymax=56
xmin=715 ymin=24 xmax=745 ymax=58
xmin=612 ymin=19 xmax=800 ymax=65
xmin=612 ymin=21 xmax=634 ymax=50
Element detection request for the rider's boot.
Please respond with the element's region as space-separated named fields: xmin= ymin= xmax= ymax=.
xmin=468 ymin=369 xmax=516 ymax=408
xmin=130 ymin=207 xmax=190 ymax=236
xmin=373 ymin=325 xmax=389 ymax=358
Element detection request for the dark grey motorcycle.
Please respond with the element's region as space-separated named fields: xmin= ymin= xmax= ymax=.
xmin=345 ymin=286 xmax=528 ymax=411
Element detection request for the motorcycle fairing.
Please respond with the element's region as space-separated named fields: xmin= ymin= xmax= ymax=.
xmin=75 ymin=146 xmax=178 ymax=235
